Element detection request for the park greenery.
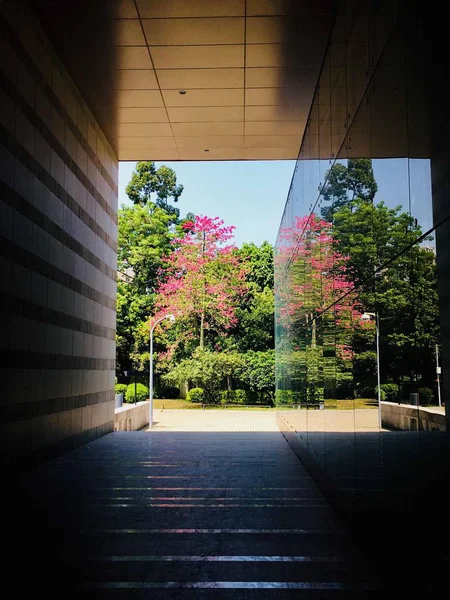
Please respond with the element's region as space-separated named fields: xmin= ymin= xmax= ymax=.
xmin=276 ymin=158 xmax=440 ymax=405
xmin=116 ymin=161 xmax=275 ymax=404
xmin=117 ymin=159 xmax=441 ymax=406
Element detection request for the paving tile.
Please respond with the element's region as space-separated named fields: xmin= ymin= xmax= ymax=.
xmin=14 ymin=413 xmax=378 ymax=597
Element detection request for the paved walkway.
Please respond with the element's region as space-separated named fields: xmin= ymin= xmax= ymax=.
xmin=13 ymin=412 xmax=379 ymax=598
xmin=149 ymin=409 xmax=279 ymax=432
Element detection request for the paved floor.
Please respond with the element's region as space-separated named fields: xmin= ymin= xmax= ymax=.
xmin=149 ymin=409 xmax=279 ymax=432
xmin=12 ymin=412 xmax=379 ymax=598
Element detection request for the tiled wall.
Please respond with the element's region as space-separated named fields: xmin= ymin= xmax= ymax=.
xmin=0 ymin=1 xmax=118 ymax=471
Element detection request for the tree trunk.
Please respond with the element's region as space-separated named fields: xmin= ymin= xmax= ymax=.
xmin=200 ymin=311 xmax=205 ymax=349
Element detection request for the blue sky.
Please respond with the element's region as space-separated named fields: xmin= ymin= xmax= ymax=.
xmin=119 ymin=161 xmax=296 ymax=247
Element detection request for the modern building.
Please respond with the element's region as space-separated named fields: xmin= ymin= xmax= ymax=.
xmin=1 ymin=0 xmax=449 ymax=592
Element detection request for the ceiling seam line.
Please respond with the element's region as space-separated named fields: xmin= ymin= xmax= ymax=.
xmin=132 ymin=0 xmax=180 ymax=159
xmin=243 ymin=0 xmax=247 ymax=139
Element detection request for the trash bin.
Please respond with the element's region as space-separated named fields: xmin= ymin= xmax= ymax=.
xmin=410 ymin=392 xmax=419 ymax=406
xmin=115 ymin=393 xmax=123 ymax=408
xmin=319 ymin=401 xmax=324 ymax=410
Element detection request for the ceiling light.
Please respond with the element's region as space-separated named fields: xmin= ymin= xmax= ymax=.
xmin=179 ymin=90 xmax=186 ymax=95
xmin=204 ymin=149 xmax=209 ymax=152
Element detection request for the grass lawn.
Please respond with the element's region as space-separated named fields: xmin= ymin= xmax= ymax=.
xmin=151 ymin=398 xmax=378 ymax=410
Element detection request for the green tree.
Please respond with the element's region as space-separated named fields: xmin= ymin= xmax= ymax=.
xmin=323 ymin=161 xmax=440 ymax=395
xmin=232 ymin=241 xmax=275 ymax=352
xmin=321 ymin=158 xmax=377 ymax=221
xmin=125 ymin=161 xmax=183 ymax=220
xmin=116 ymin=203 xmax=174 ymax=375
xmin=237 ymin=241 xmax=274 ymax=291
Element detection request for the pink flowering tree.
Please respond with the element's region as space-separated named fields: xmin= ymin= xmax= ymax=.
xmin=154 ymin=215 xmax=248 ymax=357
xmin=275 ymin=213 xmax=365 ymax=402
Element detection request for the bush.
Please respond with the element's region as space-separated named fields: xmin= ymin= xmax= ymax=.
xmin=235 ymin=389 xmax=248 ymax=404
xmin=380 ymin=383 xmax=399 ymax=402
xmin=354 ymin=382 xmax=376 ymax=399
xmin=418 ymin=387 xmax=434 ymax=406
xmin=157 ymin=385 xmax=180 ymax=399
xmin=375 ymin=386 xmax=386 ymax=401
xmin=187 ymin=387 xmax=204 ymax=403
xmin=115 ymin=383 xmax=127 ymax=395
xmin=220 ymin=390 xmax=236 ymax=404
xmin=125 ymin=383 xmax=149 ymax=403
xmin=275 ymin=389 xmax=294 ymax=404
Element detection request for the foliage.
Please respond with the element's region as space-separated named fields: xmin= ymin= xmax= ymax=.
xmin=126 ymin=161 xmax=183 ymax=220
xmin=321 ymin=158 xmax=378 ymax=221
xmin=187 ymin=387 xmax=204 ymax=403
xmin=418 ymin=386 xmax=434 ymax=406
xmin=235 ymin=351 xmax=275 ymax=402
xmin=156 ymin=385 xmax=180 ymax=400
xmin=331 ymin=194 xmax=440 ymax=390
xmin=275 ymin=389 xmax=294 ymax=404
xmin=234 ymin=389 xmax=248 ymax=404
xmin=125 ymin=383 xmax=149 ymax=403
xmin=155 ymin=215 xmax=248 ymax=354
xmin=380 ymin=383 xmax=399 ymax=402
xmin=115 ymin=384 xmax=127 ymax=395
xmin=236 ymin=241 xmax=274 ymax=291
xmin=116 ymin=162 xmax=184 ymax=375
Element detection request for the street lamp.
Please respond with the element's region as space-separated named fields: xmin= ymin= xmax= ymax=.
xmin=361 ymin=312 xmax=382 ymax=429
xmin=149 ymin=314 xmax=176 ymax=429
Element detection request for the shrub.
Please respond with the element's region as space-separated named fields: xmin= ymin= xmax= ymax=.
xmin=275 ymin=389 xmax=294 ymax=404
xmin=375 ymin=386 xmax=387 ymax=401
xmin=187 ymin=387 xmax=204 ymax=403
xmin=115 ymin=383 xmax=127 ymax=395
xmin=234 ymin=389 xmax=248 ymax=404
xmin=125 ymin=383 xmax=148 ymax=403
xmin=380 ymin=383 xmax=399 ymax=402
xmin=220 ymin=390 xmax=236 ymax=404
xmin=418 ymin=387 xmax=434 ymax=406
xmin=157 ymin=385 xmax=180 ymax=399
xmin=354 ymin=382 xmax=376 ymax=399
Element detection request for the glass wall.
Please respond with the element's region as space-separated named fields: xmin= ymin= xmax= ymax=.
xmin=275 ymin=0 xmax=449 ymax=576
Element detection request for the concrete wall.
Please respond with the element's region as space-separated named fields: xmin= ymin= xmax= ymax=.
xmin=115 ymin=402 xmax=149 ymax=432
xmin=0 ymin=1 xmax=118 ymax=472
xmin=381 ymin=402 xmax=446 ymax=432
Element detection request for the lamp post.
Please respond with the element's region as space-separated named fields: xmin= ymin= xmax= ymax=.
xmin=149 ymin=314 xmax=175 ymax=429
xmin=361 ymin=312 xmax=382 ymax=429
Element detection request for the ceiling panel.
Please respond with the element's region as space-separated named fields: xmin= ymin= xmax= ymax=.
xmin=117 ymin=136 xmax=177 ymax=150
xmin=157 ymin=68 xmax=244 ymax=89
xmin=108 ymin=0 xmax=139 ymax=19
xmin=246 ymin=87 xmax=310 ymax=105
xmin=163 ymin=89 xmax=244 ymax=107
xmin=150 ymin=45 xmax=244 ymax=69
xmin=179 ymin=148 xmax=247 ymax=160
xmin=115 ymin=90 xmax=164 ymax=107
xmin=120 ymin=149 xmax=181 ymax=160
xmin=246 ymin=67 xmax=318 ymax=87
xmin=137 ymin=0 xmax=245 ymax=18
xmin=117 ymin=47 xmax=152 ymax=69
xmin=245 ymin=120 xmax=304 ymax=135
xmin=111 ymin=19 xmax=146 ymax=46
xmin=142 ymin=18 xmax=244 ymax=46
xmin=244 ymin=135 xmax=300 ymax=148
xmin=114 ymin=69 xmax=158 ymax=89
xmin=117 ymin=107 xmax=168 ymax=122
xmin=247 ymin=16 xmax=285 ymax=43
xmin=116 ymin=123 xmax=174 ymax=137
xmin=245 ymin=105 xmax=307 ymax=121
xmin=171 ymin=122 xmax=244 ymax=136
xmin=32 ymin=0 xmax=337 ymax=160
xmin=245 ymin=147 xmax=298 ymax=159
xmin=246 ymin=43 xmax=325 ymax=67
xmin=175 ymin=135 xmax=244 ymax=149
xmin=167 ymin=106 xmax=244 ymax=122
